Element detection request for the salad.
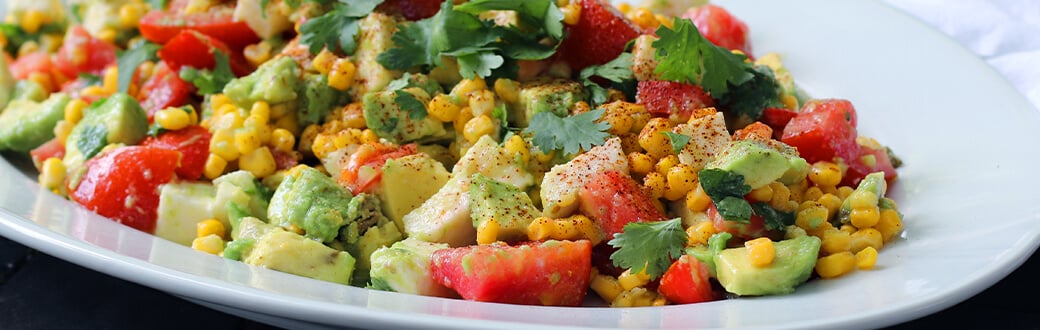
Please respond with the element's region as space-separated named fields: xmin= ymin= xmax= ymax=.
xmin=0 ymin=0 xmax=904 ymax=307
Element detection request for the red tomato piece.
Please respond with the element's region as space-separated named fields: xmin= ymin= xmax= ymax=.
xmin=780 ymin=99 xmax=859 ymax=165
xmin=379 ymin=0 xmax=443 ymax=20
xmin=580 ymin=170 xmax=667 ymax=238
xmin=53 ymin=26 xmax=118 ymax=79
xmin=9 ymin=51 xmax=54 ymax=80
xmin=29 ymin=138 xmax=65 ymax=171
xmin=140 ymin=125 xmax=211 ymax=180
xmin=707 ymin=202 xmax=775 ymax=241
xmin=556 ymin=0 xmax=642 ymax=72
xmin=658 ymin=255 xmax=717 ymax=304
xmin=430 ymin=240 xmax=592 ymax=306
xmin=338 ymin=142 xmax=417 ymax=194
xmin=271 ymin=149 xmax=300 ymax=171
xmin=137 ymin=61 xmax=196 ymax=118
xmin=636 ymin=80 xmax=715 ymax=122
xmin=759 ymin=107 xmax=798 ymax=139
xmin=682 ymin=4 xmax=753 ymax=57
xmin=139 ymin=6 xmax=260 ymax=50
xmin=843 ymin=142 xmax=898 ymax=187
xmin=157 ymin=30 xmax=251 ymax=76
xmin=68 ymin=146 xmax=181 ymax=233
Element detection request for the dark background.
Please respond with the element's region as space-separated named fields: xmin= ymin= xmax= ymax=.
xmin=1 ymin=236 xmax=1037 ymax=330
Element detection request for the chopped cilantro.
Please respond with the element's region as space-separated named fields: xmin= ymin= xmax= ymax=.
xmin=179 ymin=51 xmax=236 ymax=95
xmin=394 ymin=91 xmax=428 ymax=119
xmin=579 ymin=53 xmax=634 ymax=105
xmin=146 ymin=123 xmax=167 ymax=137
xmin=299 ymin=0 xmax=384 ymax=55
xmin=116 ymin=41 xmax=159 ymax=94
xmin=492 ymin=103 xmax=509 ymax=131
xmin=662 ymin=131 xmax=691 ymax=154
xmin=78 ymin=73 xmax=103 ymax=86
xmin=698 ymin=168 xmax=752 ymax=223
xmin=751 ymin=202 xmax=795 ymax=231
xmin=524 ymin=109 xmax=611 ymax=156
xmin=608 ymin=218 xmax=687 ymax=279
xmin=77 ymin=124 xmax=109 ymax=160
xmin=717 ymin=65 xmax=783 ymax=120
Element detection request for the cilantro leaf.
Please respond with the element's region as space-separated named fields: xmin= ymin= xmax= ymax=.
xmin=299 ymin=0 xmax=384 ymax=55
xmin=608 ymin=218 xmax=687 ymax=279
xmin=179 ymin=51 xmax=236 ymax=95
xmin=394 ymin=91 xmax=427 ymax=119
xmin=718 ymin=65 xmax=783 ymax=119
xmin=662 ymin=132 xmax=691 ymax=155
xmin=116 ymin=42 xmax=159 ymax=94
xmin=652 ymin=18 xmax=753 ymax=100
xmin=378 ymin=1 xmax=497 ymax=71
xmin=492 ymin=103 xmax=509 ymax=131
xmin=78 ymin=73 xmax=102 ymax=86
xmin=716 ymin=196 xmax=752 ymax=223
xmin=524 ymin=109 xmax=611 ymax=156
xmin=751 ymin=202 xmax=795 ymax=231
xmin=579 ymin=53 xmax=634 ymax=105
xmin=454 ymin=51 xmax=505 ymax=79
xmin=698 ymin=168 xmax=753 ymax=222
xmin=454 ymin=0 xmax=565 ymax=40
xmin=77 ymin=124 xmax=109 ymax=160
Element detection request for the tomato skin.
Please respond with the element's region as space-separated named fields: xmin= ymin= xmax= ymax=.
xmin=843 ymin=142 xmax=898 ymax=186
xmin=53 ymin=26 xmax=118 ymax=79
xmin=682 ymin=4 xmax=753 ymax=57
xmin=29 ymin=138 xmax=65 ymax=171
xmin=636 ymin=80 xmax=715 ymax=122
xmin=580 ymin=170 xmax=666 ymax=238
xmin=137 ymin=61 xmax=196 ymax=118
xmin=759 ymin=107 xmax=798 ymax=139
xmin=9 ymin=51 xmax=54 ymax=80
xmin=658 ymin=255 xmax=717 ymax=304
xmin=556 ymin=0 xmax=642 ymax=72
xmin=140 ymin=125 xmax=211 ymax=180
xmin=157 ymin=30 xmax=251 ymax=76
xmin=780 ymin=99 xmax=859 ymax=165
xmin=430 ymin=240 xmax=592 ymax=306
xmin=707 ymin=203 xmax=774 ymax=241
xmin=338 ymin=143 xmax=417 ymax=194
xmin=139 ymin=6 xmax=260 ymax=50
xmin=68 ymin=146 xmax=181 ymax=233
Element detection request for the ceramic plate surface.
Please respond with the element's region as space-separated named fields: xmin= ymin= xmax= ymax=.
xmin=2 ymin=0 xmax=1040 ymax=329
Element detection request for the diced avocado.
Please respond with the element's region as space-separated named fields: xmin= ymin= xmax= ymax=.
xmin=243 ymin=230 xmax=356 ymax=285
xmin=63 ymin=93 xmax=147 ymax=170
xmin=0 ymin=54 xmax=15 ymax=109
xmin=403 ymin=136 xmax=534 ymax=246
xmin=378 ymin=153 xmax=451 ymax=230
xmin=714 ymin=235 xmax=821 ymax=296
xmin=363 ymin=88 xmax=450 ymax=144
xmin=707 ymin=139 xmax=807 ymax=190
xmin=686 ymin=232 xmax=732 ymax=277
xmin=343 ymin=216 xmax=403 ymax=285
xmin=223 ymin=56 xmax=302 ymax=109
xmin=469 ymin=173 xmax=538 ymax=243
xmin=295 ymin=73 xmax=346 ymax=127
xmin=369 ymin=237 xmax=454 ymax=297
xmin=838 ymin=172 xmax=887 ymax=224
xmin=387 ymin=73 xmax=443 ymax=97
xmin=154 ymin=182 xmax=216 ymax=246
xmin=510 ymin=78 xmax=586 ymax=127
xmin=212 ymin=170 xmax=272 ymax=229
xmin=268 ymin=165 xmax=354 ymax=243
xmin=0 ymin=93 xmax=70 ymax=152
xmin=330 ymin=193 xmax=396 ymax=250
xmin=232 ymin=216 xmax=284 ymax=241
xmin=11 ymin=80 xmax=48 ymax=103
xmin=349 ymin=12 xmax=402 ymax=100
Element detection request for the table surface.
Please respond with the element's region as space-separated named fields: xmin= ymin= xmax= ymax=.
xmin=1 ymin=235 xmax=1038 ymax=329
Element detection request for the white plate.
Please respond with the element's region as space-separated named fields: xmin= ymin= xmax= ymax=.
xmin=3 ymin=0 xmax=1040 ymax=329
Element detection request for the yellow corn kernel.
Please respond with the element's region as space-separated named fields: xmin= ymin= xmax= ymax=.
xmin=39 ymin=157 xmax=66 ymax=191
xmin=118 ymin=3 xmax=145 ymax=28
xmin=850 ymin=228 xmax=883 ymax=253
xmin=654 ymin=154 xmax=679 ymax=176
xmin=53 ymin=120 xmax=74 ymax=146
xmin=685 ymin=185 xmax=712 ymax=213
xmin=643 ymin=172 xmax=666 ymax=199
xmin=21 ymin=10 xmax=46 ymax=34
xmin=493 ymin=78 xmax=520 ymax=103
xmin=795 ymin=203 xmax=829 ymax=231
xmin=427 ymin=94 xmax=461 ymax=122
xmin=98 ymin=27 xmax=118 ymax=44
xmin=638 ymin=118 xmax=674 ymax=159
xmin=818 ymin=193 xmax=843 ymax=219
xmin=815 ymin=251 xmax=856 ymax=279
xmin=243 ymin=41 xmax=273 ymax=68
xmin=453 ymin=106 xmax=474 ymax=133
xmin=191 ymin=234 xmax=225 ymax=255
xmin=463 ymin=115 xmax=495 ymax=143
xmin=311 ymin=49 xmax=337 ymax=74
xmin=663 ymin=182 xmax=686 ymax=201
xmin=746 ymin=237 xmax=776 ymax=267
xmin=801 ymin=186 xmax=824 ymax=204
xmin=328 ymin=59 xmax=357 ymax=91
xmin=616 ymin=3 xmax=632 ymax=14
xmin=839 ymin=224 xmax=856 ymax=235
xmin=468 ymin=89 xmax=496 ymax=117
xmin=666 ymin=164 xmax=697 ymax=194
xmin=561 ymin=3 xmax=582 ymax=25
xmin=476 ymin=218 xmax=500 ymax=245
xmin=611 ymin=287 xmax=659 ymax=307
xmin=503 ymin=134 xmax=530 ymax=164
xmin=876 ymin=209 xmax=903 ymax=243
xmin=196 ymin=219 xmax=227 ymax=239
xmin=213 ymin=109 xmax=246 ymax=131
xmin=627 ymin=152 xmax=653 ymax=177
xmin=821 ymin=229 xmax=852 ymax=254
xmin=360 ymin=129 xmax=379 ymax=143
xmin=527 ymin=217 xmax=555 ymax=241
xmin=590 ymin=274 xmax=623 ymax=302
xmin=631 ymin=8 xmax=659 ymax=30
xmin=204 ymin=154 xmax=228 ymax=179
xmin=234 ymin=127 xmax=264 ymax=155
xmin=249 ymin=101 xmax=271 ymax=123
xmin=274 ymin=112 xmax=300 ymax=136
xmin=686 ymin=221 xmax=716 ymax=246
xmin=270 ymin=128 xmax=295 ymax=153
xmin=310 ymin=133 xmax=335 ymax=160
xmin=769 ymin=182 xmax=793 ymax=211
xmin=27 ymin=72 xmax=54 ymax=93
xmin=156 ymin=107 xmax=191 ymax=131
xmin=451 ymin=77 xmax=487 ymax=99
xmin=781 ymin=94 xmax=798 ymax=110
xmin=850 ymin=207 xmax=880 ymax=229
xmin=210 ymin=128 xmax=240 ymax=160
xmin=837 ymin=186 xmax=855 ymax=200
xmin=809 ymin=161 xmax=842 ymax=187
xmin=63 ymin=99 xmax=87 ymax=125
xmin=748 ymin=184 xmax=774 ymax=203
xmin=855 ymin=246 xmax=878 ymax=270
xmin=618 ymin=269 xmax=651 ymax=291
xmin=239 ymin=147 xmax=277 ymax=178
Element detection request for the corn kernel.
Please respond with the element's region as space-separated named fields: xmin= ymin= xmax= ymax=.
xmin=311 ymin=49 xmax=337 ymax=74
xmin=818 ymin=193 xmax=843 ymax=219
xmin=427 ymin=94 xmax=461 ymax=122
xmin=561 ymin=3 xmax=581 ymax=25
xmin=643 ymin=172 xmax=666 ymax=199
xmin=769 ymin=182 xmax=793 ymax=211
xmin=156 ymin=107 xmax=191 ymax=131
xmin=468 ymin=89 xmax=496 ymax=117
xmin=361 ymin=129 xmax=379 ymax=143
xmin=850 ymin=207 xmax=880 ymax=229
xmin=451 ymin=77 xmax=487 ymax=99
xmin=118 ymin=3 xmax=145 ymax=28
xmin=27 ymin=72 xmax=54 ymax=93
xmin=204 ymin=154 xmax=228 ymax=179
xmin=850 ymin=228 xmax=883 ymax=253
xmin=270 ymin=128 xmax=295 ymax=153
xmin=503 ymin=134 xmax=530 ymax=164
xmin=666 ymin=164 xmax=697 ymax=194
xmin=234 ymin=127 xmax=264 ymax=155
xmin=476 ymin=218 xmax=500 ymax=245
xmin=837 ymin=186 xmax=855 ymax=200
xmin=686 ymin=221 xmax=716 ymax=246
xmin=196 ymin=219 xmax=226 ymax=239
xmin=795 ymin=203 xmax=828 ymax=231
xmin=243 ymin=41 xmax=273 ymax=68
xmin=463 ymin=115 xmax=495 ymax=143
xmin=815 ymin=252 xmax=856 ymax=279
xmin=191 ymin=234 xmax=225 ymax=255
xmin=654 ymin=154 xmax=678 ymax=176
xmin=210 ymin=128 xmax=240 ymax=161
xmin=493 ymin=78 xmax=520 ymax=103
xmin=849 ymin=191 xmax=879 ymax=210
xmin=274 ymin=112 xmax=300 ymax=136
xmin=328 ymin=59 xmax=356 ymax=91
xmin=638 ymin=118 xmax=674 ymax=159
xmin=820 ymin=229 xmax=852 ymax=254
xmin=629 ymin=8 xmax=658 ymax=30
xmin=809 ymin=161 xmax=842 ymax=187
xmin=748 ymin=185 xmax=774 ymax=202
xmin=618 ymin=269 xmax=650 ymax=291
xmin=685 ymin=185 xmax=712 ymax=213
xmin=453 ymin=106 xmax=474 ymax=133
xmin=39 ymin=157 xmax=66 ymax=191
xmin=745 ymin=237 xmax=776 ymax=267
xmin=855 ymin=246 xmax=878 ymax=270
xmin=590 ymin=274 xmax=623 ymax=302
xmin=53 ymin=120 xmax=74 ymax=146
xmin=876 ymin=209 xmax=903 ymax=243
xmin=239 ymin=147 xmax=277 ymax=178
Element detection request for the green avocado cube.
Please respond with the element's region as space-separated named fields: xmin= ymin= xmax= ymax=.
xmin=468 ymin=173 xmax=539 ymax=243
xmin=714 ymin=235 xmax=821 ymax=296
xmin=0 ymin=92 xmax=70 ymax=152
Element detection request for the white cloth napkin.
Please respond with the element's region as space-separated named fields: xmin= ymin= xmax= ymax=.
xmin=882 ymin=0 xmax=1040 ymax=111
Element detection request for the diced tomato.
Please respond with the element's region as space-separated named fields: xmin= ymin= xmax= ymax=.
xmin=140 ymin=125 xmax=211 ymax=180
xmin=658 ymin=255 xmax=717 ymax=304
xmin=843 ymin=141 xmax=898 ymax=186
xmin=780 ymin=99 xmax=859 ymax=165
xmin=157 ymin=30 xmax=251 ymax=76
xmin=272 ymin=149 xmax=300 ymax=171
xmin=682 ymin=4 xmax=753 ymax=57
xmin=9 ymin=51 xmax=54 ymax=80
xmin=137 ymin=61 xmax=196 ymax=118
xmin=430 ymin=240 xmax=592 ymax=306
xmin=53 ymin=26 xmax=118 ymax=80
xmin=139 ymin=6 xmax=260 ymax=50
xmin=636 ymin=80 xmax=715 ymax=122
xmin=379 ymin=0 xmax=443 ymax=20
xmin=68 ymin=146 xmax=181 ymax=233
xmin=29 ymin=138 xmax=65 ymax=171
xmin=338 ymin=142 xmax=417 ymax=194
xmin=759 ymin=107 xmax=798 ymax=139
xmin=556 ymin=0 xmax=642 ymax=72
xmin=580 ymin=170 xmax=667 ymax=238
xmin=707 ymin=202 xmax=775 ymax=241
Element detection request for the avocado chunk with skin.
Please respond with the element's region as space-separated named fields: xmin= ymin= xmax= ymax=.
xmin=63 ymin=93 xmax=148 ymax=171
xmin=707 ymin=139 xmax=807 ymax=190
xmin=243 ymin=230 xmax=357 ymax=285
xmin=511 ymin=78 xmax=587 ymax=127
xmin=378 ymin=153 xmax=451 ymax=230
xmin=369 ymin=237 xmax=454 ymax=297
xmin=0 ymin=93 xmax=70 ymax=152
xmin=363 ymin=88 xmax=450 ymax=144
xmin=268 ymin=165 xmax=355 ymax=243
xmin=714 ymin=235 xmax=821 ymax=296
xmin=223 ymin=56 xmax=302 ymax=109
xmin=469 ymin=173 xmax=539 ymax=243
